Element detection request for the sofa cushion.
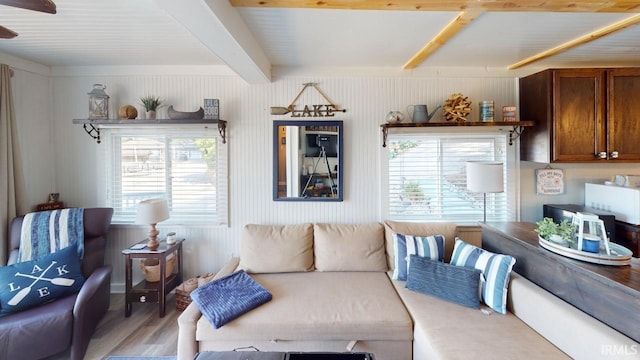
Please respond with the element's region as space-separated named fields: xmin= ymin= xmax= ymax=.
xmin=195 ymin=272 xmax=413 ymax=342
xmin=406 ymin=255 xmax=481 ymax=309
xmin=314 ymin=223 xmax=387 ymax=272
xmin=389 ymin=275 xmax=569 ymax=360
xmin=239 ymin=224 xmax=314 ymax=273
xmin=450 ymin=238 xmax=515 ymax=314
xmin=0 ymin=245 xmax=85 ymax=316
xmin=383 ymin=221 xmax=457 ymax=268
xmin=391 ymin=232 xmax=445 ymax=280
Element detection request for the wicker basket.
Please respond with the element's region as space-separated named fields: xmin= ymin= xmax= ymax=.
xmin=139 ymin=254 xmax=176 ymax=282
xmin=175 ymin=272 xmax=216 ymax=311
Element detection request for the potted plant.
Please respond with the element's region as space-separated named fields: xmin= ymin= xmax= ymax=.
xmin=140 ymin=95 xmax=162 ymax=119
xmin=535 ymin=217 xmax=576 ymax=247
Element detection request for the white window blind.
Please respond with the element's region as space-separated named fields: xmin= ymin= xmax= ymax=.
xmin=101 ymin=127 xmax=228 ymax=225
xmin=386 ymin=132 xmax=514 ymax=223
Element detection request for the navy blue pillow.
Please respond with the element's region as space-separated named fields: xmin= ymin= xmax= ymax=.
xmin=406 ymin=255 xmax=481 ymax=309
xmin=0 ymin=245 xmax=85 ymax=316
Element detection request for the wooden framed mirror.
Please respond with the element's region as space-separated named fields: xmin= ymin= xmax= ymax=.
xmin=273 ymin=120 xmax=343 ymax=201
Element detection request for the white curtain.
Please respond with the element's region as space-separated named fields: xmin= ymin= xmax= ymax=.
xmin=0 ymin=64 xmax=27 ymax=263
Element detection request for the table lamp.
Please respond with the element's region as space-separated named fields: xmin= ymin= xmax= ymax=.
xmin=466 ymin=161 xmax=504 ymax=223
xmin=136 ymin=198 xmax=170 ymax=249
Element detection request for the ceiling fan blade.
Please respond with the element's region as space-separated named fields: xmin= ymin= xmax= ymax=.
xmin=0 ymin=25 xmax=18 ymax=39
xmin=0 ymin=0 xmax=56 ymax=14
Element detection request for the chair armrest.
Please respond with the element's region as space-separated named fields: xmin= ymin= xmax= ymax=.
xmin=71 ymin=265 xmax=112 ymax=360
xmin=74 ymin=265 xmax=112 ymax=316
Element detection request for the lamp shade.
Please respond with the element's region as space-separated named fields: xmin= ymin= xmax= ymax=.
xmin=136 ymin=198 xmax=169 ymax=224
xmin=466 ymin=161 xmax=504 ymax=193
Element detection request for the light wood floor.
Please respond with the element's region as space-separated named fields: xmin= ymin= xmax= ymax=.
xmin=45 ymin=293 xmax=181 ymax=360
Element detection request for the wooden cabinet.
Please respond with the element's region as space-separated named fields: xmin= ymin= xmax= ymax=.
xmin=520 ymin=68 xmax=640 ymax=163
xmin=614 ymin=221 xmax=640 ymax=257
xmin=607 ymin=68 xmax=640 ymax=161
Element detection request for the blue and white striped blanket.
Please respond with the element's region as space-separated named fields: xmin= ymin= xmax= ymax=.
xmin=18 ymin=208 xmax=85 ymax=262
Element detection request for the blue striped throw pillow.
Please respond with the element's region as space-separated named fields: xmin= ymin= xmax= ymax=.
xmin=392 ymin=232 xmax=445 ymax=281
xmin=450 ymin=237 xmax=516 ymax=314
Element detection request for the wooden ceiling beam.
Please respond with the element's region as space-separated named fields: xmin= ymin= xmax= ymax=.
xmin=229 ymin=0 xmax=640 ymax=70
xmin=403 ymin=10 xmax=483 ymax=69
xmin=0 ymin=0 xmax=56 ymax=14
xmin=229 ymin=0 xmax=640 ymax=13
xmin=0 ymin=25 xmax=18 ymax=39
xmin=508 ymin=13 xmax=640 ymax=69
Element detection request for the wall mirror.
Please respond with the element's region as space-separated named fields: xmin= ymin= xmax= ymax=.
xmin=273 ymin=120 xmax=343 ymax=201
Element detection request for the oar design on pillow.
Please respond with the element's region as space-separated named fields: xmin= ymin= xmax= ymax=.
xmin=7 ymin=260 xmax=74 ymax=306
xmin=15 ymin=272 xmax=75 ymax=286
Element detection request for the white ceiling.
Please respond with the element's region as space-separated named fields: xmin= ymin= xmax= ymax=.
xmin=0 ymin=0 xmax=639 ymax=82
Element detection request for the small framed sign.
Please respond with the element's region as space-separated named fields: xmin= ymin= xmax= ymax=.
xmin=204 ymin=99 xmax=219 ymax=120
xmin=536 ymin=167 xmax=564 ymax=195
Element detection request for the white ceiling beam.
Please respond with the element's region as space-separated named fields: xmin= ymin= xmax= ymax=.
xmin=155 ymin=0 xmax=271 ymax=84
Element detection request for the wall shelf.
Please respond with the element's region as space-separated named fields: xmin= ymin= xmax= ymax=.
xmin=72 ymin=118 xmax=227 ymax=144
xmin=380 ymin=120 xmax=534 ymax=147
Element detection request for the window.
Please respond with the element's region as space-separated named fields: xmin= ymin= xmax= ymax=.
xmin=385 ymin=131 xmax=515 ymax=223
xmin=100 ymin=127 xmax=227 ymax=225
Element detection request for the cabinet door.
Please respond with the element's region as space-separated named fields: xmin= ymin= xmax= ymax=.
xmin=552 ymin=69 xmax=606 ymax=162
xmin=608 ymin=68 xmax=640 ymax=161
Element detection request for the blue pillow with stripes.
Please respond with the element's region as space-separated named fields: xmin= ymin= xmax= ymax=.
xmin=392 ymin=232 xmax=445 ymax=281
xmin=450 ymin=237 xmax=516 ymax=314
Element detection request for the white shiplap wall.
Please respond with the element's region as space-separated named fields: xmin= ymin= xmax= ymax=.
xmin=9 ymin=64 xmax=640 ymax=291
xmin=49 ymin=70 xmax=519 ymax=291
xmin=14 ymin=66 xmax=522 ymax=291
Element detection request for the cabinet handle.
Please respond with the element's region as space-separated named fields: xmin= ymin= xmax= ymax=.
xmin=611 ymin=151 xmax=619 ymax=159
xmin=596 ymin=152 xmax=607 ymax=159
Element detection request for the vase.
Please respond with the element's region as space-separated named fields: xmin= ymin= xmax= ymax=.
xmin=145 ymin=110 xmax=156 ymax=120
xmin=582 ymin=238 xmax=600 ymax=253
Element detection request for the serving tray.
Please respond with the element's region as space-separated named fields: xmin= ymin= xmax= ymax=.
xmin=538 ymin=235 xmax=632 ymax=266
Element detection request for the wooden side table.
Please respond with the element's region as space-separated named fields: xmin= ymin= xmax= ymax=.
xmin=122 ymin=238 xmax=184 ymax=317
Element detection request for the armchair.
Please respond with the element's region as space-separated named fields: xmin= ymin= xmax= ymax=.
xmin=0 ymin=207 xmax=114 ymax=360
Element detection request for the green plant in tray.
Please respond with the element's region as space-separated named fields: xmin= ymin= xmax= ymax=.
xmin=535 ymin=217 xmax=576 ymax=245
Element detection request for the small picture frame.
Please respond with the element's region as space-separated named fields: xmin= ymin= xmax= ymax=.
xmin=535 ymin=168 xmax=564 ymax=195
xmin=204 ymin=99 xmax=219 ymax=120
xmin=502 ymin=106 xmax=517 ymax=122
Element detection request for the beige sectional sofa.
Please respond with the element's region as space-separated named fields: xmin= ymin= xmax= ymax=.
xmin=177 ymin=221 xmax=636 ymax=360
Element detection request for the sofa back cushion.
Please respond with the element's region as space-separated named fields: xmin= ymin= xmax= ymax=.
xmin=314 ymin=223 xmax=387 ymax=272
xmin=383 ymin=220 xmax=457 ymax=269
xmin=239 ymin=224 xmax=314 ymax=273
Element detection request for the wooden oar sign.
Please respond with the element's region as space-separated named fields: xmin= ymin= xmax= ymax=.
xmin=7 ymin=260 xmax=75 ymax=306
xmin=270 ymin=83 xmax=347 ymax=118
